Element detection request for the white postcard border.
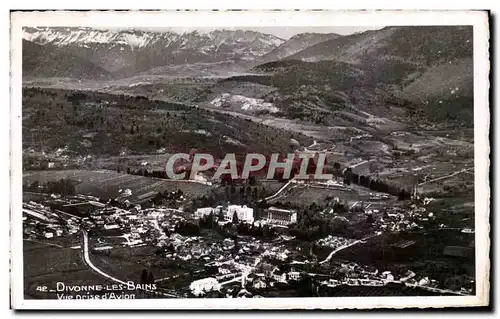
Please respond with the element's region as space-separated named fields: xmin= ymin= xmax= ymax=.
xmin=10 ymin=10 xmax=490 ymax=309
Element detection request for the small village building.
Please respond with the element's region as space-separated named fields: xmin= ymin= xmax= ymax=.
xmin=288 ymin=271 xmax=301 ymax=281
xmin=194 ymin=207 xmax=215 ymax=219
xmin=272 ymin=272 xmax=287 ymax=283
xmin=189 ymin=277 xmax=219 ymax=296
xmin=252 ymin=279 xmax=267 ymax=289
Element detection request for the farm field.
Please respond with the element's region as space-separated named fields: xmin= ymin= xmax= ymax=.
xmin=88 ymin=241 xmax=206 ymax=291
xmin=23 ymin=240 xmax=114 ymax=299
xmin=268 ymin=183 xmax=396 ymax=208
xmin=23 ymin=169 xmax=213 ymax=202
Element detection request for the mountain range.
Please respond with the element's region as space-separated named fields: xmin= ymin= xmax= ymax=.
xmin=23 ymin=27 xmax=286 ymax=77
xmin=22 ymin=26 xmax=474 ymax=126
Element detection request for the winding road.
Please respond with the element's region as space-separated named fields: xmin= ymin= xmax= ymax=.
xmin=319 ymin=233 xmax=382 ymax=265
xmin=81 ymin=230 xmax=177 ymax=298
xmin=262 ymin=178 xmax=296 ymax=202
xmin=417 ymin=167 xmax=474 ymax=186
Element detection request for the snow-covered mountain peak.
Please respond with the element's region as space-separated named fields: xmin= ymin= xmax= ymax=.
xmin=22 ymin=27 xmax=287 ymax=75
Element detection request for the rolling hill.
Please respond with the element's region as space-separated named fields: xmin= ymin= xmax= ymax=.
xmin=22 ymin=40 xmax=111 ymax=80
xmin=22 ymin=87 xmax=313 ymax=160
xmin=198 ymin=26 xmax=474 ymax=127
xmin=258 ymin=32 xmax=341 ymax=63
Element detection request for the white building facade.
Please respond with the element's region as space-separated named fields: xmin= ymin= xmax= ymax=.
xmin=195 ymin=205 xmax=254 ymax=223
xmin=226 ymin=205 xmax=254 ymax=224
xmin=194 ymin=207 xmax=216 ymax=219
xmin=262 ymin=207 xmax=297 ymax=226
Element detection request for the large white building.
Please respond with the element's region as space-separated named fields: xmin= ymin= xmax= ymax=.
xmin=262 ymin=207 xmax=297 ymax=226
xmin=195 ymin=205 xmax=254 ymax=224
xmin=226 ymin=205 xmax=254 ymax=224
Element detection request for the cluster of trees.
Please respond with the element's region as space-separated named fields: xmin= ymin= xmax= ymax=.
xmin=235 ymin=222 xmax=276 ymax=239
xmin=343 ymin=167 xmax=411 ymax=200
xmin=196 ymin=210 xmax=277 ymax=239
xmin=174 ymin=221 xmax=201 ymax=236
xmin=123 ymin=167 xmax=167 ymax=178
xmin=25 ymin=87 xmax=186 ymax=111
xmin=25 ymin=179 xmax=76 ymax=196
xmin=139 ymin=268 xmax=155 ymax=285
xmin=290 ymin=202 xmax=353 ymax=241
xmin=222 ymin=184 xmax=267 ymax=204
xmin=151 ymin=190 xmax=184 ymax=206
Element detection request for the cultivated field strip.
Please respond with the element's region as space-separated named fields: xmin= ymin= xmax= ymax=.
xmin=23 ymin=170 xmax=212 ymax=202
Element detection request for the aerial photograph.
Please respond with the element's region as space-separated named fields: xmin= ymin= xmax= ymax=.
xmin=20 ymin=24 xmax=475 ymax=300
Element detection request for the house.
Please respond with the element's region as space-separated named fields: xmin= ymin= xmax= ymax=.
xmin=346 ymin=279 xmax=359 ymax=286
xmin=189 ymin=277 xmax=219 ymax=296
xmin=252 ymin=279 xmax=267 ymax=290
xmin=272 ymin=272 xmax=287 ymax=283
xmin=381 ymin=271 xmax=395 ymax=281
xmin=418 ymin=277 xmax=430 ymax=286
xmin=44 ymin=232 xmax=54 ymax=239
xmin=327 ymin=279 xmax=342 ymax=287
xmin=194 ymin=207 xmax=215 ymax=219
xmin=219 ymin=268 xmax=231 ymax=275
xmin=288 ymin=271 xmax=301 ymax=281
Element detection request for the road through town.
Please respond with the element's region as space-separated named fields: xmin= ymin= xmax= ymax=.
xmin=81 ymin=230 xmax=177 ymax=298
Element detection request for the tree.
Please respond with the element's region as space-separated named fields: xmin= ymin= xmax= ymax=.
xmin=398 ymin=189 xmax=408 ymax=201
xmin=232 ymin=211 xmax=240 ymax=225
xmin=140 ymin=269 xmax=148 ymax=284
xmin=333 ymin=162 xmax=341 ymax=176
xmin=343 ymin=167 xmax=352 ymax=185
xmin=366 ymin=214 xmax=375 ymax=224
xmin=147 ymin=271 xmax=155 ymax=284
xmin=249 ymin=176 xmax=257 ymax=186
xmin=217 ymin=207 xmax=225 ymax=221
xmin=29 ymin=180 xmax=39 ymax=190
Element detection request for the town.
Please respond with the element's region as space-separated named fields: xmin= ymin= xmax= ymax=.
xmin=22 ymin=168 xmax=475 ymax=299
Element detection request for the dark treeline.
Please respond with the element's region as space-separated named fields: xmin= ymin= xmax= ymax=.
xmin=342 ymin=167 xmax=411 ymax=200
xmin=196 ymin=211 xmax=277 ymax=239
xmin=23 ymin=86 xmax=188 ymax=111
xmin=122 ymin=162 xmax=411 ymax=201
xmin=24 ymin=178 xmax=76 ymax=196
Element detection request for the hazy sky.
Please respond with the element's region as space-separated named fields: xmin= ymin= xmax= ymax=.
xmin=113 ymin=26 xmax=383 ymax=39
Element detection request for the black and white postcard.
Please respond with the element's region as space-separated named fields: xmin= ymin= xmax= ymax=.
xmin=9 ymin=10 xmax=490 ymax=309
